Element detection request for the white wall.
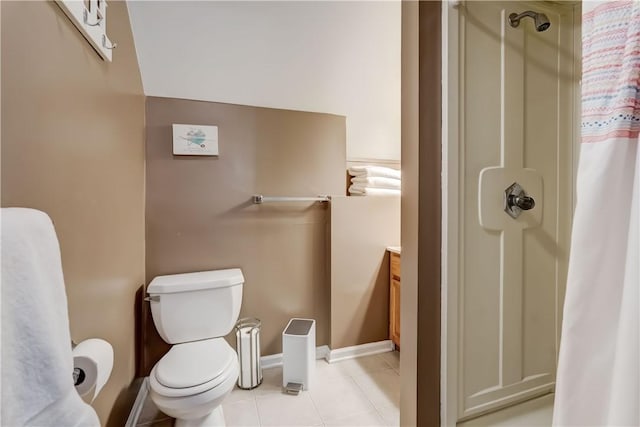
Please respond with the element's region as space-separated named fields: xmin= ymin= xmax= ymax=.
xmin=127 ymin=1 xmax=401 ymax=160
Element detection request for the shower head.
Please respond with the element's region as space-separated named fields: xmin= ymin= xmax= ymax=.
xmin=509 ymin=11 xmax=551 ymax=32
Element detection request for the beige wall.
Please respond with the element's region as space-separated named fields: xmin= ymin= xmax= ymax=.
xmin=330 ymin=196 xmax=400 ymax=349
xmin=143 ymin=97 xmax=346 ymax=372
xmin=127 ymin=1 xmax=401 ymax=161
xmin=401 ymin=1 xmax=442 ymax=426
xmin=1 ymin=1 xmax=145 ymax=426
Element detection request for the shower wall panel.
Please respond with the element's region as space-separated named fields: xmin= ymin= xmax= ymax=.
xmin=455 ymin=1 xmax=578 ymax=420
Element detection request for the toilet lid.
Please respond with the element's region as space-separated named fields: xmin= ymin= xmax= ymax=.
xmin=155 ymin=339 xmax=235 ymax=389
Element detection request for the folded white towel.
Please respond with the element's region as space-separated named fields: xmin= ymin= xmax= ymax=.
xmin=349 ymin=186 xmax=401 ymax=196
xmin=348 ymin=165 xmax=401 ymax=180
xmin=1 ymin=208 xmax=100 ymax=427
xmin=351 ymin=176 xmax=401 ymax=190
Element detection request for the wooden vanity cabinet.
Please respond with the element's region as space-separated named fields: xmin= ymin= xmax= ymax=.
xmin=390 ymin=252 xmax=401 ymax=348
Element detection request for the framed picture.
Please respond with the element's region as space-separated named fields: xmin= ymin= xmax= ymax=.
xmin=172 ymin=124 xmax=219 ymax=156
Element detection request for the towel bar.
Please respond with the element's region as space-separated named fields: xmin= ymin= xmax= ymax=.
xmin=252 ymin=195 xmax=330 ymax=204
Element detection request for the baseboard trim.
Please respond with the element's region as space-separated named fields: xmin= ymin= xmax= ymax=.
xmin=316 ymin=344 xmax=331 ymax=361
xmin=260 ymin=340 xmax=393 ymax=369
xmin=124 ymin=377 xmax=149 ymax=427
xmin=326 ymin=340 xmax=394 ymax=363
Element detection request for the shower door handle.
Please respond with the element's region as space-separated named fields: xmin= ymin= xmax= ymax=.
xmin=504 ymin=182 xmax=535 ymax=219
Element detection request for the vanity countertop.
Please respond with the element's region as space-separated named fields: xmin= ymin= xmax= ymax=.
xmin=387 ymin=246 xmax=401 ymax=255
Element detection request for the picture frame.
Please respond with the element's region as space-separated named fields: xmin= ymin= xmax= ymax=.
xmin=172 ymin=124 xmax=219 ymax=156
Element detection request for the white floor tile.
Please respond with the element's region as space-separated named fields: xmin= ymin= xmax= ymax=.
xmin=309 ymin=375 xmax=376 ymax=423
xmin=329 ymin=354 xmax=393 ymax=378
xmin=375 ymin=402 xmax=400 ymax=427
xmin=352 ymin=369 xmax=400 ymax=408
xmin=254 ymin=366 xmax=284 ymax=398
xmin=378 ymin=351 xmax=400 ymax=372
xmin=223 ymin=399 xmax=260 ymax=427
xmin=255 ymin=392 xmax=323 ymax=427
xmin=323 ymin=410 xmax=387 ymax=427
xmin=226 ymin=384 xmax=256 ymax=404
xmin=315 ymin=359 xmax=349 ymax=383
xmin=138 ymin=352 xmax=402 ymax=427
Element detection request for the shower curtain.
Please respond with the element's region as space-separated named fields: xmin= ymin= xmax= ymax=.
xmin=553 ymin=2 xmax=639 ymax=426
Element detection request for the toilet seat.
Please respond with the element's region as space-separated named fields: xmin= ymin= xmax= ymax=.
xmin=150 ymin=339 xmax=237 ymax=398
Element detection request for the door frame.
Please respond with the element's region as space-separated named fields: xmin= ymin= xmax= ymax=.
xmin=440 ymin=1 xmax=582 ymax=425
xmin=441 ymin=2 xmax=460 ymax=424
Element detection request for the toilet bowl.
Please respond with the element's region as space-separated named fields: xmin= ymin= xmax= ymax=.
xmin=149 ymin=339 xmax=238 ymax=426
xmin=146 ymin=269 xmax=244 ymax=427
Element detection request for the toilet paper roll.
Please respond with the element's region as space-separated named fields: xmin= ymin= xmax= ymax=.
xmin=72 ymin=338 xmax=113 ymax=402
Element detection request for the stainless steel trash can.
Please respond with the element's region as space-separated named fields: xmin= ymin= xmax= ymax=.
xmin=235 ymin=318 xmax=263 ymax=389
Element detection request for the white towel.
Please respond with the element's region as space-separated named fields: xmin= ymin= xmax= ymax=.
xmin=351 ymin=176 xmax=401 ymax=190
xmin=348 ymin=186 xmax=401 ymax=196
xmin=1 ymin=208 xmax=100 ymax=427
xmin=348 ymin=165 xmax=401 ymax=180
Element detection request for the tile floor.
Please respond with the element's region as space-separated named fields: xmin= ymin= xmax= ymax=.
xmin=136 ymin=351 xmax=400 ymax=427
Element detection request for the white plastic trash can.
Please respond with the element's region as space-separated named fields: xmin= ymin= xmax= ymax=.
xmin=235 ymin=318 xmax=263 ymax=390
xmin=282 ymin=318 xmax=315 ymax=392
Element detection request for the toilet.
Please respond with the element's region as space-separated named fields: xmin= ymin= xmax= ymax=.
xmin=147 ymin=268 xmax=244 ymax=427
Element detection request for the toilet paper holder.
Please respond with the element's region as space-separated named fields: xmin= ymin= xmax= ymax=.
xmin=73 ymin=367 xmax=86 ymax=386
xmin=71 ymin=340 xmax=86 ymax=386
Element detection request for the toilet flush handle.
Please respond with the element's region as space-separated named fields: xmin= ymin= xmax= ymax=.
xmin=144 ymin=295 xmax=160 ymax=302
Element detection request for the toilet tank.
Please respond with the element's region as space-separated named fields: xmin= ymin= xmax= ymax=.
xmin=147 ymin=269 xmax=244 ymax=344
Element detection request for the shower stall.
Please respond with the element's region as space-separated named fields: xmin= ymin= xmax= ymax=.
xmin=441 ymin=1 xmax=581 ymax=424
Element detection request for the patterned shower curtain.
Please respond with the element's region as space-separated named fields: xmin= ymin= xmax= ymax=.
xmin=553 ymin=2 xmax=639 ymax=425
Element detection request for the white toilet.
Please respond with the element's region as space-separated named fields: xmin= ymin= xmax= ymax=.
xmin=147 ymin=268 xmax=244 ymax=427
